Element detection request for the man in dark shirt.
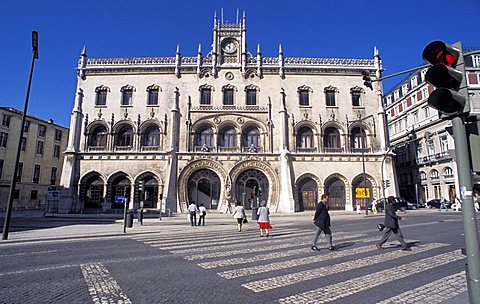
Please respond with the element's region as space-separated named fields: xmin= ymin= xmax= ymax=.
xmin=311 ymin=194 xmax=335 ymax=251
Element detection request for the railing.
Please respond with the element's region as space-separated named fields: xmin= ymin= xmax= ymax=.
xmin=324 ymin=147 xmax=344 ymax=153
xmin=296 ymin=147 xmax=317 ymax=153
xmin=350 ymin=147 xmax=371 ymax=153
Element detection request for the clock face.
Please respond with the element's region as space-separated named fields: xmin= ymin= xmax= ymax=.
xmin=223 ymin=41 xmax=237 ymax=54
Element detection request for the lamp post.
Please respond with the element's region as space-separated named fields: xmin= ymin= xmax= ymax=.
xmin=2 ymin=31 xmax=39 ymax=240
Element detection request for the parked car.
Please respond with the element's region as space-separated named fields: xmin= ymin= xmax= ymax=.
xmin=427 ymin=198 xmax=451 ymax=209
xmin=369 ymin=197 xmax=414 ymax=212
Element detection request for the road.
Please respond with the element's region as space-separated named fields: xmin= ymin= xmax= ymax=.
xmin=0 ymin=209 xmax=477 ymax=303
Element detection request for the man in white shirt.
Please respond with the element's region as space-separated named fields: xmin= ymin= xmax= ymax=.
xmin=188 ymin=202 xmax=198 ymax=226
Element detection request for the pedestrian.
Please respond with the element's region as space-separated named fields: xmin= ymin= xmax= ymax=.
xmin=232 ymin=201 xmax=247 ymax=232
xmin=440 ymin=197 xmax=448 ymax=211
xmin=188 ymin=201 xmax=198 ymax=226
xmin=311 ymin=194 xmax=335 ymax=251
xmin=257 ymin=200 xmax=272 ymax=237
xmin=376 ymin=196 xmax=411 ymax=251
xmin=372 ymin=199 xmax=378 ymax=214
xmin=198 ymin=203 xmax=207 ymax=226
xmin=355 ymin=200 xmax=361 ymax=214
xmin=225 ymin=193 xmax=233 ymax=214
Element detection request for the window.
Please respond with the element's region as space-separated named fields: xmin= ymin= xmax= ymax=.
xmin=417 ymin=144 xmax=423 ymax=160
xmin=243 ymin=126 xmax=260 ymax=147
xmin=296 ymin=127 xmax=313 ymax=148
xmin=0 ymin=132 xmax=7 ymax=148
xmin=246 ymin=89 xmax=257 ymax=106
xmin=36 ymin=141 xmax=44 ymax=155
xmin=33 ymin=164 xmax=40 ymax=184
xmin=143 ymin=125 xmax=160 ymax=147
xmin=402 ymin=84 xmax=409 ymax=95
xmin=420 ymin=172 xmax=427 ymax=180
xmin=411 ymin=93 xmax=417 ymax=104
xmin=147 ymin=88 xmax=159 ymax=105
xmin=38 ymin=124 xmax=46 ymax=137
xmin=413 ymin=111 xmax=419 ymax=124
xmin=23 ymin=121 xmax=30 ymax=133
xmin=424 ymin=106 xmax=430 ymax=118
xmin=50 ymin=167 xmax=57 ymax=185
xmin=393 ymin=90 xmax=400 ymax=101
xmin=351 ymin=127 xmax=366 ymax=149
xmin=121 ymin=88 xmax=133 ymax=105
xmin=299 ymin=90 xmax=309 ymax=106
xmin=55 ymin=129 xmax=62 ymax=141
xmin=196 ymin=126 xmax=213 ymax=147
xmin=440 ymin=135 xmax=448 ymax=153
xmin=325 ymin=91 xmax=336 ymax=106
xmin=444 ymin=167 xmax=454 ymax=178
xmin=13 ymin=189 xmax=20 ymax=199
xmin=411 ymin=76 xmax=418 ymax=88
xmin=422 ymin=87 xmax=429 ymax=100
xmin=21 ymin=137 xmax=27 ymax=151
xmin=200 ymin=88 xmax=212 ymax=105
xmin=89 ymin=125 xmax=107 ymax=147
xmin=324 ymin=127 xmax=340 ymax=148
xmin=16 ymin=162 xmax=23 ymax=182
xmin=473 ymin=55 xmax=480 ymax=68
xmin=30 ymin=190 xmax=38 ymax=200
xmin=1 ymin=114 xmax=10 ymax=127
xmin=428 ymin=140 xmax=435 ymax=156
xmin=116 ymin=126 xmax=133 ymax=147
xmin=430 ymin=170 xmax=440 ymax=180
xmin=350 ymin=87 xmax=364 ymax=107
xmin=95 ymin=88 xmax=108 ymax=106
xmin=219 ymin=126 xmax=236 ymax=147
xmin=386 ymin=95 xmax=392 ymax=106
xmin=0 ymin=159 xmax=3 ymax=179
xmin=54 ymin=145 xmax=60 ymax=158
xmin=223 ymin=88 xmax=234 ymax=105
xmin=421 ymin=69 xmax=428 ymax=82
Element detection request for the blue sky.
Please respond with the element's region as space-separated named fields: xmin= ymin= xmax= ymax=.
xmin=1 ymin=0 xmax=480 ymax=127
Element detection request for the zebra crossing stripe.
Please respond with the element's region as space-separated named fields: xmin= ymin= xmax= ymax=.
xmin=218 ymin=237 xmax=412 ymax=280
xmin=80 ymin=263 xmax=132 ymax=304
xmin=278 ymin=250 xmax=464 ymax=303
xmin=377 ymin=271 xmax=466 ymax=304
xmin=241 ymin=243 xmax=448 ymax=290
xmin=198 ymin=234 xmax=372 ymax=268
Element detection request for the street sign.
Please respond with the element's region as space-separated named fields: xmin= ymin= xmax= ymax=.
xmin=47 ymin=190 xmax=60 ymax=200
xmin=115 ymin=196 xmax=126 ymax=205
xmin=356 ymin=187 xmax=371 ymax=199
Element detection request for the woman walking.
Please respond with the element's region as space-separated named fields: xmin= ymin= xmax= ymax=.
xmin=232 ymin=201 xmax=247 ymax=232
xmin=257 ymin=200 xmax=272 ymax=237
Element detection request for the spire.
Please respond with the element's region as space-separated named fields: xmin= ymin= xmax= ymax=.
xmin=278 ymin=44 xmax=283 ymax=54
xmin=242 ymin=11 xmax=246 ymax=28
xmin=257 ymin=44 xmax=261 ymax=55
xmin=197 ymin=43 xmax=202 ymax=54
xmin=176 ymin=44 xmax=180 ymax=54
xmin=77 ymin=46 xmax=87 ymax=79
xmin=213 ymin=11 xmax=217 ymax=28
xmin=81 ymin=46 xmax=87 ymax=57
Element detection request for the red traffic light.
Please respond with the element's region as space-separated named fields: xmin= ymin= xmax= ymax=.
xmin=422 ymin=41 xmax=459 ymax=66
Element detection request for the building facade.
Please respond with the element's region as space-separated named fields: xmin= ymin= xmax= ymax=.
xmin=384 ymin=49 xmax=480 ymax=205
xmin=60 ymin=13 xmax=392 ymax=214
xmin=0 ymin=107 xmax=69 ymax=210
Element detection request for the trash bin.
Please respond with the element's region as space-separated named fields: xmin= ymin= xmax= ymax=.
xmin=126 ymin=211 xmax=134 ymax=228
xmin=252 ymin=207 xmax=259 ymax=221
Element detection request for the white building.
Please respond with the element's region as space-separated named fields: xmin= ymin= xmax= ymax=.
xmin=60 ymin=13 xmax=392 ymax=214
xmin=384 ymin=48 xmax=480 ymax=205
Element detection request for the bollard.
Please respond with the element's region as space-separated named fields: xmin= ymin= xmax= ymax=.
xmin=252 ymin=207 xmax=259 ymax=221
xmin=126 ymin=211 xmax=134 ymax=228
xmin=138 ymin=208 xmax=143 ymax=225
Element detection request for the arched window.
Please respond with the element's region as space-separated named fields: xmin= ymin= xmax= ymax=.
xmin=324 ymin=127 xmax=341 ymax=149
xmin=120 ymin=85 xmax=135 ymax=106
xmin=199 ymin=85 xmax=213 ymax=105
xmin=420 ymin=171 xmax=427 ymax=181
xmin=430 ymin=170 xmax=440 ymax=180
xmin=89 ymin=125 xmax=107 ymax=147
xmin=297 ymin=127 xmax=313 ymax=148
xmin=116 ymin=125 xmax=133 ymax=147
xmin=196 ymin=126 xmax=213 ymax=147
xmin=443 ymin=167 xmax=454 ymax=178
xmin=219 ymin=126 xmax=236 ymax=147
xmin=143 ymin=125 xmax=160 ymax=146
xmin=324 ymin=86 xmax=339 ymax=107
xmin=243 ymin=126 xmax=260 ymax=147
xmin=95 ymin=86 xmax=110 ymax=106
xmin=351 ymin=127 xmax=367 ymax=149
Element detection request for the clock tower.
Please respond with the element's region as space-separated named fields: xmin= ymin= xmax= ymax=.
xmin=212 ymin=11 xmax=247 ymax=68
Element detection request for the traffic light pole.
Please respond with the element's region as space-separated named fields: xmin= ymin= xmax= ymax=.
xmin=451 ymin=116 xmax=480 ymax=303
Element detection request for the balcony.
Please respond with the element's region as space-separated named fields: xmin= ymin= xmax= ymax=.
xmin=324 ymin=147 xmax=344 ymax=153
xmin=296 ymin=147 xmax=317 ymax=153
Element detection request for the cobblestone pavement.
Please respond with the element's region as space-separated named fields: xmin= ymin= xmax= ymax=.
xmin=0 ymin=210 xmax=475 ymax=303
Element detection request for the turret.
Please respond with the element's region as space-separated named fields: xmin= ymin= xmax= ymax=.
xmin=77 ymin=46 xmax=87 ymax=80
xmin=197 ymin=44 xmax=202 ymax=76
xmin=256 ymin=44 xmax=262 ymax=78
xmin=278 ymin=44 xmax=285 ymax=78
xmin=175 ymin=44 xmax=181 ymax=78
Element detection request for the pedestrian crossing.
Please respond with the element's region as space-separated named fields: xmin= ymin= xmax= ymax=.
xmin=130 ymin=226 xmax=466 ymax=303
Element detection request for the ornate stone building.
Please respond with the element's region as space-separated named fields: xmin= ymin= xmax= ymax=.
xmin=60 ymin=13 xmax=391 ymax=214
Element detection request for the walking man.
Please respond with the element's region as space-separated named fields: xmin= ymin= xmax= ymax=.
xmin=311 ymin=194 xmax=335 ymax=251
xmin=376 ymin=196 xmax=411 ymax=251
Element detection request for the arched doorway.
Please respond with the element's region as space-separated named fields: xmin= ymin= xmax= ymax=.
xmin=235 ymin=169 xmax=269 ymax=210
xmin=297 ymin=177 xmax=318 ymax=211
xmin=187 ymin=169 xmax=220 ymax=209
xmin=109 ymin=174 xmax=131 ymax=209
xmin=352 ymin=175 xmax=373 ymax=210
xmin=137 ymin=175 xmax=159 ymax=209
xmin=81 ymin=173 xmax=104 ymax=209
xmin=324 ymin=177 xmax=346 ymax=210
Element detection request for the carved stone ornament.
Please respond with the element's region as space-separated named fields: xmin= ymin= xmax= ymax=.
xmin=213 ymin=117 xmax=221 ymax=124
xmin=237 ymin=117 xmax=244 ymax=124
xmin=225 ymin=72 xmax=234 ymax=80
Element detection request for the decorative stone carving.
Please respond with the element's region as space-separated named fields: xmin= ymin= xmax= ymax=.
xmin=225 ymin=72 xmax=234 ymax=80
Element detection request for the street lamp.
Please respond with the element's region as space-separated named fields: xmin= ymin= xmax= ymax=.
xmin=2 ymin=31 xmax=39 ymax=240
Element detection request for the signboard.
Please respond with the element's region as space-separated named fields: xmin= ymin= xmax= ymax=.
xmin=47 ymin=190 xmax=60 ymax=200
xmin=114 ymin=195 xmax=127 ymax=205
xmin=356 ymin=187 xmax=371 ymax=199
